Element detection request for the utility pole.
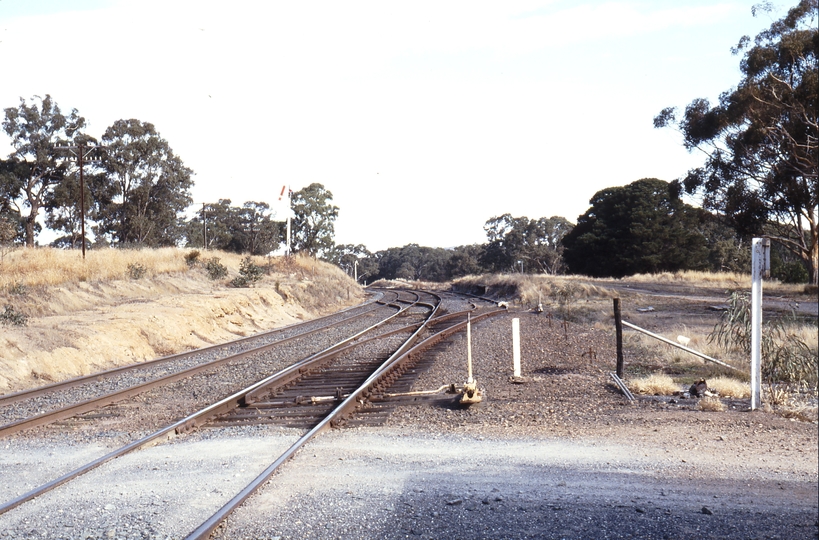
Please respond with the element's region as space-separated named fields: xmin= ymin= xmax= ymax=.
xmin=201 ymin=203 xmax=208 ymax=250
xmin=277 ymin=185 xmax=292 ymax=256
xmin=53 ymin=141 xmax=106 ymax=259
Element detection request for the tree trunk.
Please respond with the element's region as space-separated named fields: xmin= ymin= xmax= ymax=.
xmin=24 ymin=210 xmax=37 ymax=248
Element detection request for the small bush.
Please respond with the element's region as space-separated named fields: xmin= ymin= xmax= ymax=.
xmin=205 ymin=257 xmax=228 ymax=280
xmin=774 ymin=261 xmax=809 ymax=284
xmin=230 ymin=276 xmax=248 ymax=288
xmin=0 ymin=304 xmax=28 ymax=326
xmin=127 ymin=263 xmax=147 ymax=280
xmin=550 ymin=282 xmax=581 ymax=321
xmin=6 ymin=281 xmax=27 ymax=296
xmin=231 ymin=256 xmax=263 ymax=288
xmin=184 ymin=250 xmax=201 ymax=267
xmin=709 ymin=291 xmax=818 ymax=387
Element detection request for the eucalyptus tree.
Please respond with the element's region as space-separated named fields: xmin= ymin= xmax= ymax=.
xmin=482 ymin=214 xmax=572 ymax=274
xmin=184 ymin=199 xmax=281 ymax=255
xmin=291 ymin=183 xmax=338 ymax=257
xmin=95 ymin=119 xmax=194 ymax=246
xmin=2 ymin=95 xmax=86 ymax=246
xmin=324 ymin=243 xmax=375 ymax=281
xmin=654 ymin=0 xmax=818 ymax=284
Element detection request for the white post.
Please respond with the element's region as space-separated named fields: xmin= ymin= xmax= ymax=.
xmin=512 ymin=318 xmax=521 ymax=378
xmin=750 ymin=238 xmax=769 ymax=410
xmin=466 ymin=313 xmax=473 ymax=384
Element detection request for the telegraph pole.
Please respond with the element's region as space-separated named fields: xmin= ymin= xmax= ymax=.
xmin=53 ymin=142 xmax=106 ymax=259
xmin=202 ymin=203 xmax=208 ymax=250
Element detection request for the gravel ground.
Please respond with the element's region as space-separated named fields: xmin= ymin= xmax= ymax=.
xmin=0 ymin=300 xmax=816 ymax=539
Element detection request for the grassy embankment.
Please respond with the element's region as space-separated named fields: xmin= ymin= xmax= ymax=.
xmin=0 ymin=247 xmax=364 ymax=392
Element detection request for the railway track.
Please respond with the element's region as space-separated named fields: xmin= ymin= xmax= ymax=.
xmin=0 ymin=288 xmax=505 ymax=537
xmin=0 ymin=290 xmax=398 ymax=437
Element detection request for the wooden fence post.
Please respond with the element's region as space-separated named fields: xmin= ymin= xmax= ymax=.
xmin=614 ymin=298 xmax=624 ymax=378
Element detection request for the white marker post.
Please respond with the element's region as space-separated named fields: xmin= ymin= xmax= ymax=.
xmin=512 ymin=318 xmax=521 ymax=378
xmin=750 ymin=238 xmax=770 ymax=410
xmin=466 ymin=313 xmax=474 ymax=383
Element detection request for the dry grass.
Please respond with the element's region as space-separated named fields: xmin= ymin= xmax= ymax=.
xmin=620 ymin=270 xmax=808 ymax=296
xmin=773 ymin=402 xmax=819 ymax=422
xmin=628 ymin=373 xmax=680 ymax=395
xmin=697 ymin=397 xmax=726 ymax=412
xmin=708 ymin=376 xmax=751 ymax=398
xmin=0 ymin=246 xmax=191 ymax=288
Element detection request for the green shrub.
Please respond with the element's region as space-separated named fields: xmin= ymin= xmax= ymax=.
xmin=0 ymin=305 xmax=28 ymax=326
xmin=231 ymin=256 xmax=263 ymax=288
xmin=710 ymin=291 xmax=818 ymax=386
xmin=775 ymin=261 xmax=809 ymax=284
xmin=205 ymin=257 xmax=228 ymax=280
xmin=127 ymin=263 xmax=147 ymax=280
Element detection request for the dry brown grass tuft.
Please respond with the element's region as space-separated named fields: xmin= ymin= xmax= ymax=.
xmin=628 ymin=373 xmax=680 ymax=395
xmin=708 ymin=376 xmax=750 ymax=398
xmin=271 ymin=254 xmax=365 ymax=313
xmin=697 ymin=397 xmax=726 ymax=412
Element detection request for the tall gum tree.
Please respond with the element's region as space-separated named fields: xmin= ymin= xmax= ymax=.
xmin=291 ymin=183 xmax=338 ymax=257
xmin=96 ymin=119 xmax=194 ymax=246
xmin=655 ymin=0 xmax=818 ymax=284
xmin=2 ymin=95 xmax=86 ymax=247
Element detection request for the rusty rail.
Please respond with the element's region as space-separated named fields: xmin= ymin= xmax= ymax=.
xmin=185 ymin=303 xmax=507 ymax=540
xmin=0 ymin=291 xmax=415 ymax=517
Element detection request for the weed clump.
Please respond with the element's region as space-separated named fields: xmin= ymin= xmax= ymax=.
xmin=709 ymin=291 xmax=818 ymax=388
xmin=697 ymin=397 xmax=726 ymax=412
xmin=0 ymin=305 xmax=28 ymax=326
xmin=127 ymin=263 xmax=147 ymax=280
xmin=5 ymin=281 xmax=28 ymax=296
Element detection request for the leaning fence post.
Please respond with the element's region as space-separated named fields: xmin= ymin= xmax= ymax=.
xmin=614 ymin=298 xmax=624 ymax=378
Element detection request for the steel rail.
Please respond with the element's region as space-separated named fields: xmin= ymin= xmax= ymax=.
xmin=183 ymin=296 xmax=518 ymax=539
xmin=0 ymin=293 xmax=417 ymax=517
xmin=0 ymin=291 xmax=389 ymax=407
xmin=0 ymin=300 xmax=402 ymax=439
xmin=183 ymin=292 xmax=443 ymax=539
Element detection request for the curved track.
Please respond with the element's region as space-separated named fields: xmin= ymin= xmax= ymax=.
xmin=0 ymin=288 xmax=506 ymax=538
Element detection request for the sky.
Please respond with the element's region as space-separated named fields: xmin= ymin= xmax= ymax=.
xmin=0 ymin=0 xmax=777 ymax=252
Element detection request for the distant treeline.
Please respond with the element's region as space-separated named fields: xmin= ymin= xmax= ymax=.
xmin=325 ymin=179 xmax=810 ymax=284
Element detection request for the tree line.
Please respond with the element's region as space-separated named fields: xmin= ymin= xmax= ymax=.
xmin=326 ymin=178 xmax=809 ymax=285
xmin=0 ymin=96 xmax=336 ymax=257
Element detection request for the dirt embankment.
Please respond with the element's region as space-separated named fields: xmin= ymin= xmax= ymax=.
xmin=0 ymin=267 xmax=365 ymax=394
